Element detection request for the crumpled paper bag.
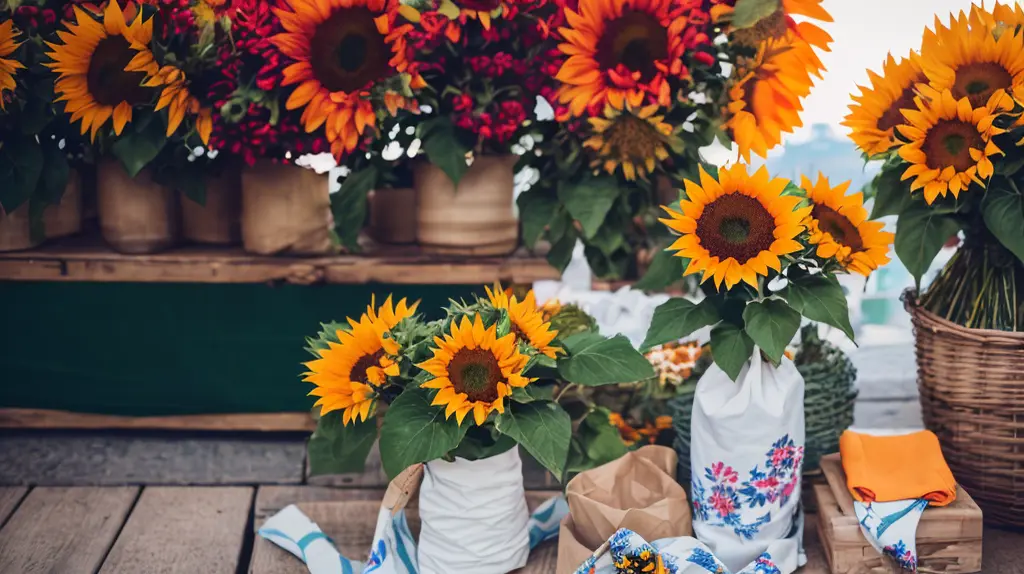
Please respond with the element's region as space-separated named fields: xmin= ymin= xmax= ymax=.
xmin=556 ymin=445 xmax=692 ymax=574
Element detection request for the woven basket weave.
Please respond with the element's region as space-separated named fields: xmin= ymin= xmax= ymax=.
xmin=909 ymin=300 xmax=1024 ymax=527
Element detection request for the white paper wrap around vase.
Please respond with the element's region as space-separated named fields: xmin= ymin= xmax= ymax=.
xmin=417 ymin=447 xmax=531 ymax=574
xmin=689 ymin=349 xmax=805 ymax=573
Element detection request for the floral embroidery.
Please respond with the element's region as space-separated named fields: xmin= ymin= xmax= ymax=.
xmin=739 ymin=435 xmax=804 ymax=509
xmin=883 ymin=540 xmax=917 ymax=571
xmin=686 ymin=548 xmax=725 ymax=573
xmin=573 ymin=555 xmax=597 ymax=574
xmin=751 ymin=552 xmax=781 ymax=574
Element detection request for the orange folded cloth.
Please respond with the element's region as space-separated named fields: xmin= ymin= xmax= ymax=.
xmin=839 ymin=429 xmax=957 ymax=506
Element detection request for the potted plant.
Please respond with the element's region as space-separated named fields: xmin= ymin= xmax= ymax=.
xmin=845 ymin=1 xmax=1024 ymax=526
xmin=303 ymin=284 xmax=653 ymax=574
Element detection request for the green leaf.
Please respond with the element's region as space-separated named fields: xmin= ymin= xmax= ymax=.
xmin=743 ymin=299 xmax=801 ymax=363
xmin=894 ymin=203 xmax=960 ymax=285
xmin=307 ymin=412 xmax=378 ymax=476
xmin=709 ymin=322 xmax=754 ymax=381
xmin=511 ymin=383 xmax=556 ymax=403
xmin=494 ymin=400 xmax=571 ymax=479
xmin=561 ymin=331 xmax=606 ymax=354
xmin=112 ymin=115 xmax=168 ymax=178
xmin=868 ymin=167 xmax=913 ymax=219
xmin=546 ymin=229 xmax=577 ymax=272
xmin=379 ymin=388 xmax=469 ymax=479
xmin=419 ymin=118 xmax=468 ymax=187
xmin=641 ymin=297 xmax=720 ymax=351
xmin=35 ymin=140 xmax=70 ymax=205
xmin=578 ymin=407 xmax=627 ymax=465
xmin=982 ymin=184 xmax=1024 ymax=263
xmin=517 ymin=190 xmax=557 ymax=249
xmin=731 ymin=0 xmax=782 ymax=28
xmin=633 ymin=247 xmax=684 ymax=292
xmin=558 ymin=177 xmax=620 ymax=239
xmin=0 ymin=135 xmax=44 ymax=212
xmin=558 ymin=334 xmax=655 ymax=385
xmin=332 ymin=165 xmax=379 ymax=250
xmin=780 ymin=275 xmax=855 ymax=341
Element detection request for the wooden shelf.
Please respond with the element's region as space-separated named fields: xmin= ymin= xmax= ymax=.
xmin=0 ymin=235 xmax=560 ymax=285
xmin=0 ymin=408 xmax=316 ymax=432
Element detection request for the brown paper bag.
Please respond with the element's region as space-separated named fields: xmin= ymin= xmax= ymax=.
xmin=556 ymin=445 xmax=691 ymax=574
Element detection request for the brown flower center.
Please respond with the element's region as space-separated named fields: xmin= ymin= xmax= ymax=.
xmin=87 ymin=35 xmax=150 ymax=107
xmin=812 ymin=205 xmax=863 ymax=251
xmin=599 ymin=113 xmax=665 ymax=161
xmin=878 ymin=77 xmax=925 ymax=132
xmin=596 ymin=10 xmax=667 ymax=82
xmin=448 ymin=348 xmax=502 ymax=403
xmin=695 ymin=194 xmax=777 ymax=264
xmin=732 ymin=8 xmax=788 ymax=46
xmin=952 ymin=61 xmax=1012 ymax=108
xmin=351 ymin=349 xmax=386 ymax=386
xmin=923 ymin=119 xmax=983 ymax=172
xmin=310 ymin=7 xmax=391 ymax=93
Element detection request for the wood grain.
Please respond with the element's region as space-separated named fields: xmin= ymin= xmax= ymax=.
xmin=0 ymin=236 xmax=559 ymax=285
xmin=0 ymin=488 xmax=27 ymax=529
xmin=253 ymin=486 xmax=387 ymax=527
xmin=99 ymin=487 xmax=253 ymax=574
xmin=0 ymin=486 xmax=138 ymax=574
xmin=0 ymin=408 xmax=315 ymax=432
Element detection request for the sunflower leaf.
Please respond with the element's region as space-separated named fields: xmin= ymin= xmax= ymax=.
xmin=742 ymin=299 xmax=801 ymax=363
xmin=0 ymin=134 xmax=43 ymax=213
xmin=641 ymin=297 xmax=720 ymax=351
xmin=419 ymin=117 xmax=469 ymax=187
xmin=511 ymin=383 xmax=555 ymax=403
xmin=379 ymin=388 xmax=469 ymax=479
xmin=112 ymin=114 xmax=168 ymax=178
xmin=894 ymin=202 xmax=961 ymax=286
xmin=868 ymin=165 xmax=913 ymax=219
xmin=779 ymin=275 xmax=855 ymax=342
xmin=731 ymin=0 xmax=781 ymax=29
xmin=517 ymin=189 xmax=558 ymax=249
xmin=558 ymin=334 xmax=654 ymax=385
xmin=332 ymin=165 xmax=379 ymax=251
xmin=633 ymin=246 xmax=684 ymax=293
xmin=558 ymin=176 xmax=620 ymax=239
xmin=709 ymin=322 xmax=755 ymax=381
xmin=307 ymin=412 xmax=378 ymax=476
xmin=982 ymin=182 xmax=1024 ymax=264
xmin=546 ymin=229 xmax=577 ymax=272
xmin=495 ymin=400 xmax=571 ymax=479
xmin=578 ymin=407 xmax=627 ymax=466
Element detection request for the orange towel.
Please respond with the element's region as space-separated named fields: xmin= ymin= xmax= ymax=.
xmin=839 ymin=430 xmax=957 ymax=506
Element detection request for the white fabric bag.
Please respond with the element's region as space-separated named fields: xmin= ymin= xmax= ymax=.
xmin=417 ymin=447 xmax=531 ymax=574
xmin=689 ymin=349 xmax=805 ymax=573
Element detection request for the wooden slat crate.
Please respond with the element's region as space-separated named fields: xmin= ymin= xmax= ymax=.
xmin=815 ymin=454 xmax=982 ymax=573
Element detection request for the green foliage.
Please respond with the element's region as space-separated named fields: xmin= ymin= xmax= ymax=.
xmin=558 ymin=176 xmax=620 ymax=239
xmin=112 ymin=113 xmax=168 ymax=178
xmin=641 ymin=297 xmax=720 ymax=351
xmin=0 ymin=134 xmax=44 ymax=212
xmin=779 ymin=275 xmax=855 ymax=341
xmin=982 ymin=183 xmax=1024 ymax=264
xmin=558 ymin=334 xmax=655 ymax=385
xmin=894 ymin=202 xmax=961 ymax=286
xmin=731 ymin=0 xmax=782 ymax=28
xmin=419 ymin=117 xmax=469 ymax=187
xmin=332 ymin=165 xmax=380 ymax=251
xmin=868 ymin=162 xmax=913 ymax=219
xmin=516 ymin=190 xmax=558 ymax=249
xmin=709 ymin=322 xmax=755 ymax=381
xmin=743 ymin=298 xmax=802 ymax=364
xmin=565 ymin=407 xmax=628 ymax=480
xmin=379 ymin=388 xmax=470 ymax=479
xmin=633 ymin=247 xmax=684 ymax=293
xmin=494 ymin=400 xmax=571 ymax=478
xmin=307 ymin=412 xmax=378 ymax=476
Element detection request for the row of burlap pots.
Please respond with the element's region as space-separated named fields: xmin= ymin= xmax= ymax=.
xmin=0 ymin=170 xmax=83 ymax=252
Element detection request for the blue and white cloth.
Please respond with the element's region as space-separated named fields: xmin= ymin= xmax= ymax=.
xmin=853 ymin=498 xmax=929 ymax=572
xmin=574 ymin=528 xmax=785 ymax=574
xmin=258 ymin=496 xmax=568 ymax=574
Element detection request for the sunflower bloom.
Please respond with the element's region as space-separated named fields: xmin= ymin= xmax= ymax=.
xmin=583 ymin=103 xmax=678 ymax=180
xmin=844 ymin=52 xmax=927 ymax=156
xmin=0 ymin=20 xmax=24 ymax=111
xmin=897 ymin=89 xmax=1003 ymax=204
xmin=800 ymin=174 xmax=893 ymax=276
xmin=271 ymin=0 xmax=422 ymax=160
xmin=485 ymin=283 xmax=562 ymax=359
xmin=554 ymin=0 xmax=697 ymax=117
xmin=45 ymin=2 xmax=156 ymax=141
xmin=727 ymin=0 xmax=833 ymax=53
xmin=304 ymin=295 xmax=418 ymax=425
xmin=660 ymin=164 xmax=810 ymax=290
xmin=126 ymin=60 xmax=214 ymax=145
xmin=419 ymin=314 xmax=533 ymax=426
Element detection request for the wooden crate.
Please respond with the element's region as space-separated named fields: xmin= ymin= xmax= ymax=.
xmin=815 ymin=454 xmax=982 ymax=573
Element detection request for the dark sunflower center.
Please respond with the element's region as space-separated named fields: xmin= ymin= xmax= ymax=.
xmin=811 ymin=204 xmax=863 ymax=251
xmin=953 ymin=61 xmax=1012 ymax=108
xmin=309 ymin=7 xmax=390 ymax=93
xmin=86 ymin=35 xmax=150 ymax=107
xmin=923 ymin=119 xmax=983 ymax=172
xmin=604 ymin=114 xmax=664 ymax=159
xmin=596 ymin=10 xmax=667 ymax=82
xmin=878 ymin=79 xmax=925 ymax=132
xmin=448 ymin=348 xmax=502 ymax=403
xmin=695 ymin=194 xmax=776 ymax=264
xmin=351 ymin=349 xmax=385 ymax=386
xmin=732 ymin=8 xmax=788 ymax=46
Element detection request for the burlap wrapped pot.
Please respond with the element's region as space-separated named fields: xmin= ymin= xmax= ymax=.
xmin=97 ymin=160 xmax=179 ymax=254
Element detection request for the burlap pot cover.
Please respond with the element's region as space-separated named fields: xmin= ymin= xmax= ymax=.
xmin=97 ymin=160 xmax=179 ymax=254
xmin=43 ymin=169 xmax=83 ymax=240
xmin=0 ymin=203 xmax=41 ymax=252
xmin=369 ymin=187 xmax=417 ymax=245
xmin=180 ymin=170 xmax=241 ymax=245
xmin=241 ymin=162 xmax=334 ymax=255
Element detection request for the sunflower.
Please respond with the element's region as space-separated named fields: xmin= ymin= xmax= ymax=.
xmin=418 ymin=314 xmax=532 ymax=426
xmin=400 ymin=0 xmax=506 ymax=43
xmin=897 ymin=89 xmax=1003 ymax=204
xmin=0 ymin=20 xmax=24 ymax=111
xmin=554 ymin=0 xmax=696 ymax=117
xmin=303 ymin=295 xmax=418 ymax=425
xmin=46 ymin=2 xmax=155 ymax=141
xmin=124 ymin=54 xmax=214 ymax=145
xmin=660 ymin=164 xmax=810 ymax=290
xmin=920 ymin=9 xmax=1024 ymax=112
xmin=728 ymin=0 xmax=833 ymax=53
xmin=844 ymin=52 xmax=926 ymax=156
xmin=970 ymin=2 xmax=1024 ymax=39
xmin=800 ymin=174 xmax=893 ymax=276
xmin=615 ymin=548 xmax=667 ymax=574
xmin=271 ymin=0 xmax=421 ymax=160
xmin=485 ymin=283 xmax=562 ymax=359
xmin=583 ymin=103 xmax=678 ymax=180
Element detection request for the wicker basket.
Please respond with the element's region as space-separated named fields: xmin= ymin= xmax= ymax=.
xmin=909 ymin=299 xmax=1024 ymax=527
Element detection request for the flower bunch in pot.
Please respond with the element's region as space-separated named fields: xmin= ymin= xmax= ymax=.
xmin=517 ymin=0 xmax=834 ymax=285
xmin=845 ymin=1 xmax=1024 ymax=525
xmin=640 ymin=163 xmax=892 ymax=571
xmin=302 ymin=284 xmax=653 ymax=574
xmin=0 ymin=3 xmax=86 ymax=252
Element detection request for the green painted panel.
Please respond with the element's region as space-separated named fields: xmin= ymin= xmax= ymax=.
xmin=0 ymin=281 xmax=476 ymax=416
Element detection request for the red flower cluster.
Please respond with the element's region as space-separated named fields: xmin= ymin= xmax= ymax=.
xmin=149 ymin=0 xmax=195 ymax=38
xmin=11 ymin=4 xmax=58 ymax=30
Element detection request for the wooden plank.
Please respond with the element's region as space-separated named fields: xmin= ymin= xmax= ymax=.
xmin=100 ymin=486 xmax=253 ymax=574
xmin=0 ymin=486 xmax=138 ymax=574
xmin=0 ymin=236 xmax=559 ymax=285
xmin=0 ymin=488 xmax=27 ymax=529
xmin=0 ymin=408 xmax=315 ymax=432
xmin=253 ymin=486 xmax=387 ymax=527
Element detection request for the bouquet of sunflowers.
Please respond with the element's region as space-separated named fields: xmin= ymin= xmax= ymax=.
xmin=846 ymin=2 xmax=1024 ymax=331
